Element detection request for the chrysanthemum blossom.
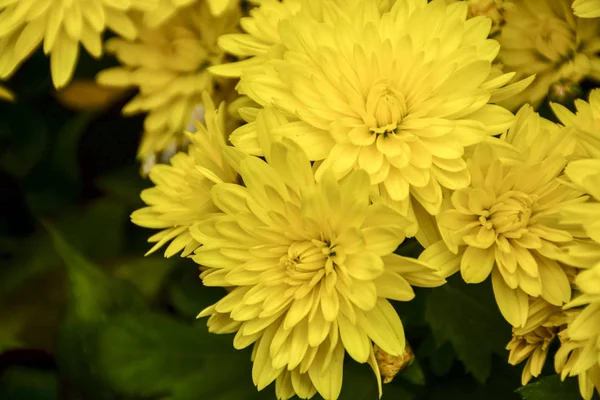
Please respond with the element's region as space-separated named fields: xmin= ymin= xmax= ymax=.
xmin=209 ymin=0 xmax=302 ymax=78
xmin=131 ymin=93 xmax=237 ymax=257
xmin=498 ymin=0 xmax=600 ymax=110
xmin=557 ymin=158 xmax=600 ymax=267
xmin=0 ymin=0 xmax=156 ymax=89
xmin=555 ymin=262 xmax=600 ymax=400
xmin=572 ymin=0 xmax=600 ymax=18
xmin=506 ymin=298 xmax=565 ymax=385
xmin=562 ymin=159 xmax=600 ymax=244
xmin=144 ymin=0 xmax=240 ymax=28
xmin=193 ymin=109 xmax=445 ymax=400
xmin=552 ymin=89 xmax=600 ymax=159
xmin=223 ymin=0 xmax=532 ymax=219
xmin=96 ymin=1 xmax=240 ymax=160
xmin=210 ymin=0 xmax=397 ymax=78
xmin=423 ymin=105 xmax=587 ymax=327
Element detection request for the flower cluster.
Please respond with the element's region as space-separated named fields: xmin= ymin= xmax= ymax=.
xmin=0 ymin=0 xmax=242 ymax=160
xmin=497 ymin=0 xmax=600 ymax=110
xmin=110 ymin=0 xmax=600 ymax=398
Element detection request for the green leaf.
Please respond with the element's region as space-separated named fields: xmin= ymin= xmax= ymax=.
xmin=51 ymin=111 xmax=96 ymax=184
xmin=423 ymin=357 xmax=521 ymax=400
xmin=517 ymin=375 xmax=586 ymax=400
xmin=50 ymin=198 xmax=128 ymax=260
xmin=336 ymin=362 xmax=416 ymax=400
xmin=48 ymin=225 xmax=146 ymax=400
xmin=424 ymin=275 xmax=511 ymax=383
xmin=111 ymin=255 xmax=178 ymax=301
xmin=0 ymin=198 xmax=128 ymax=295
xmin=398 ymin=359 xmax=426 ymax=386
xmin=172 ymin=371 xmax=268 ymax=400
xmin=0 ymin=102 xmax=48 ymax=177
xmin=0 ymin=268 xmax=66 ymax=352
xmin=48 ymin=223 xmax=146 ymax=321
xmin=422 ymin=342 xmax=456 ymax=376
xmin=95 ymin=165 xmax=150 ymax=207
xmin=95 ymin=309 xmax=418 ymax=400
xmin=0 ymin=367 xmax=58 ymax=400
xmin=166 ymin=260 xmax=226 ymax=319
xmin=96 ymin=312 xmax=250 ymax=398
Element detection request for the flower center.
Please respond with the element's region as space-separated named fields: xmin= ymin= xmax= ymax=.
xmin=486 ymin=192 xmax=534 ymax=236
xmin=366 ymin=82 xmax=407 ymax=135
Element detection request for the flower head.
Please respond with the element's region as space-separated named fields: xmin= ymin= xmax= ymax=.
xmin=428 ymin=105 xmax=586 ymax=327
xmin=193 ymin=109 xmax=445 ymax=400
xmin=552 ymin=89 xmax=600 ymax=159
xmin=209 ymin=0 xmax=302 ymax=78
xmin=222 ymin=0 xmax=532 ymax=219
xmin=96 ymin=1 xmax=240 ymax=160
xmin=131 ymin=93 xmax=238 ymax=257
xmin=572 ymin=0 xmax=600 ymax=18
xmin=498 ymin=0 xmax=600 ymax=110
xmin=0 ymin=0 xmax=155 ymax=88
xmin=562 ymin=159 xmax=600 ymax=244
xmin=506 ymin=298 xmax=566 ymax=385
xmin=555 ymin=263 xmax=600 ymax=400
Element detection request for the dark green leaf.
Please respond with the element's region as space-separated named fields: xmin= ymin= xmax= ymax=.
xmin=0 ymin=367 xmax=58 ymax=400
xmin=429 ymin=344 xmax=455 ymax=377
xmin=96 ymin=312 xmax=246 ymax=398
xmin=336 ymin=362 xmax=416 ymax=400
xmin=0 ymin=268 xmax=66 ymax=352
xmin=47 ymin=223 xmax=146 ymax=321
xmin=517 ymin=375 xmax=587 ymax=400
xmin=423 ymin=358 xmax=521 ymax=400
xmin=95 ymin=165 xmax=149 ymax=207
xmin=398 ymin=359 xmax=426 ymax=386
xmin=0 ymin=198 xmax=128 ymax=295
xmin=50 ymin=198 xmax=128 ymax=260
xmin=48 ymin=225 xmax=146 ymax=400
xmin=0 ymin=102 xmax=48 ymax=177
xmin=166 ymin=260 xmax=226 ymax=319
xmin=51 ymin=111 xmax=96 ymax=184
xmin=424 ymin=276 xmax=511 ymax=383
xmin=172 ymin=371 xmax=268 ymax=400
xmin=111 ymin=255 xmax=178 ymax=301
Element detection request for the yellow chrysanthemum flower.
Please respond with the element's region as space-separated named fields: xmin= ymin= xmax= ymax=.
xmin=498 ymin=0 xmax=600 ymax=110
xmin=552 ymin=89 xmax=600 ymax=159
xmin=193 ymin=108 xmax=445 ymax=400
xmin=144 ymin=0 xmax=240 ymax=28
xmin=218 ymin=0 xmax=532 ymax=219
xmin=506 ymin=297 xmax=566 ymax=385
xmin=558 ymin=158 xmax=600 ymax=269
xmin=131 ymin=93 xmax=238 ymax=257
xmin=555 ymin=262 xmax=600 ymax=400
xmin=0 ymin=0 xmax=156 ymax=89
xmin=573 ymin=0 xmax=600 ymax=18
xmin=96 ymin=1 xmax=240 ymax=160
xmin=422 ymin=105 xmax=588 ymax=327
xmin=562 ymin=159 xmax=600 ymax=243
xmin=209 ymin=0 xmax=302 ymax=78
